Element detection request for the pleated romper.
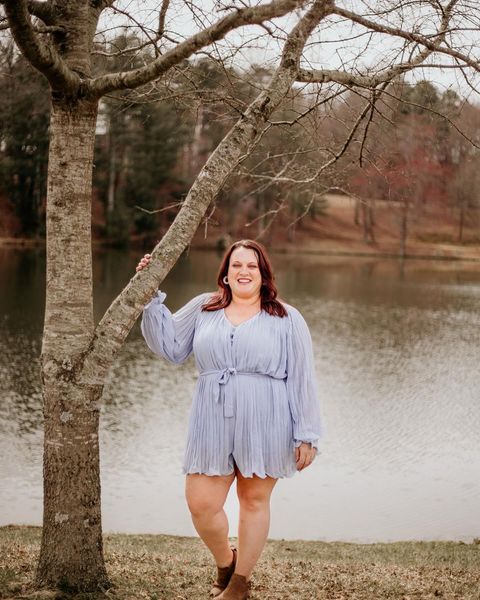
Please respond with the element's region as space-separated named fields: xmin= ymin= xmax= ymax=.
xmin=141 ymin=290 xmax=323 ymax=479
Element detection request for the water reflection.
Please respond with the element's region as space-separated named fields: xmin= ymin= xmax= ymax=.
xmin=1 ymin=247 xmax=480 ymax=541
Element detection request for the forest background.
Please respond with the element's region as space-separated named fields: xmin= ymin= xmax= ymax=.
xmin=1 ymin=32 xmax=480 ymax=258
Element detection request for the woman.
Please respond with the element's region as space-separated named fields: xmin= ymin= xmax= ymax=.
xmin=136 ymin=239 xmax=323 ymax=600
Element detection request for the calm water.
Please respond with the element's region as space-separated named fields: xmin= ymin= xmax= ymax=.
xmin=1 ymin=247 xmax=480 ymax=542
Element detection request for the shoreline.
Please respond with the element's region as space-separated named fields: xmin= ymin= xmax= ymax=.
xmin=1 ymin=525 xmax=479 ymax=599
xmin=3 ymin=235 xmax=480 ymax=264
xmin=2 ymin=521 xmax=479 ymax=544
xmin=2 ymin=523 xmax=479 ymax=545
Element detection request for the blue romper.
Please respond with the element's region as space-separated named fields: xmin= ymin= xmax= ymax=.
xmin=141 ymin=290 xmax=323 ymax=479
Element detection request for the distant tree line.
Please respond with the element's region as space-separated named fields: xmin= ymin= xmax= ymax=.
xmin=1 ymin=35 xmax=479 ymax=245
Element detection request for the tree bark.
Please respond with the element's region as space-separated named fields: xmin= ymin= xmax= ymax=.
xmin=458 ymin=198 xmax=466 ymax=244
xmin=107 ymin=118 xmax=116 ymax=220
xmin=362 ymin=198 xmax=376 ymax=244
xmin=399 ymin=199 xmax=408 ymax=258
xmin=354 ymin=196 xmax=360 ymax=225
xmin=34 ymin=98 xmax=111 ymax=592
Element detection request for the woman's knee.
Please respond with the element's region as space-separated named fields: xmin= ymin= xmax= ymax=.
xmin=236 ymin=477 xmax=276 ymax=512
xmin=185 ymin=473 xmax=233 ymax=518
xmin=187 ymin=496 xmax=219 ymax=518
xmin=237 ymin=492 xmax=270 ymax=512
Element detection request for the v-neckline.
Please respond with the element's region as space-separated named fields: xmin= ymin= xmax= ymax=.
xmin=222 ymin=308 xmax=262 ymax=329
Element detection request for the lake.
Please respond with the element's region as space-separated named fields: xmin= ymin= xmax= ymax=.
xmin=1 ymin=246 xmax=479 ymax=542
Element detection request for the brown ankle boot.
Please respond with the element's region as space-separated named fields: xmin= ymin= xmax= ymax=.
xmin=216 ymin=573 xmax=251 ymax=599
xmin=210 ymin=546 xmax=237 ymax=597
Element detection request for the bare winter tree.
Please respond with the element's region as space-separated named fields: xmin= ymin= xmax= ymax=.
xmin=2 ymin=0 xmax=479 ymax=594
xmin=236 ymin=1 xmax=479 ymax=243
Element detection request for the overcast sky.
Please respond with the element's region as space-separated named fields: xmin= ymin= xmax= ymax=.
xmin=95 ymin=1 xmax=479 ymax=101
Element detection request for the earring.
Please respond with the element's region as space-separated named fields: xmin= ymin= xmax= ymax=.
xmin=223 ymin=275 xmax=229 ymax=285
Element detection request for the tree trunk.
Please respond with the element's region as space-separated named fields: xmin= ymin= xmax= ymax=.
xmin=362 ymin=198 xmax=375 ymax=244
xmin=107 ymin=118 xmax=116 ymax=220
xmin=354 ymin=196 xmax=360 ymax=225
xmin=190 ymin=103 xmax=204 ymax=175
xmin=287 ymin=220 xmax=296 ymax=242
xmin=34 ymin=98 xmax=111 ymax=593
xmin=399 ymin=200 xmax=408 ymax=258
xmin=458 ymin=198 xmax=466 ymax=244
xmin=257 ymin=194 xmax=266 ymax=238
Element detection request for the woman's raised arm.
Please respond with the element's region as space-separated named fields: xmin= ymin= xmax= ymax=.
xmin=141 ymin=290 xmax=211 ymax=364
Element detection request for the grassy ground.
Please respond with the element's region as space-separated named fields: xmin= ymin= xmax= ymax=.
xmin=1 ymin=526 xmax=479 ymax=600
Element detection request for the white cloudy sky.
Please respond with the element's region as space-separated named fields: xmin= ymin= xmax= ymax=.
xmin=95 ymin=0 xmax=479 ymax=100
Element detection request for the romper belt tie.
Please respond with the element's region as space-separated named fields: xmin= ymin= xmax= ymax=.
xmin=199 ymin=367 xmax=286 ymax=418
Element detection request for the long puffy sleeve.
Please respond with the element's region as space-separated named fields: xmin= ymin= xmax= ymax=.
xmin=141 ymin=290 xmax=211 ymax=364
xmin=285 ymin=305 xmax=324 ymax=455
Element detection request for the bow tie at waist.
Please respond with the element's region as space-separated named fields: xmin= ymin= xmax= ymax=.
xmin=199 ymin=368 xmax=286 ymax=418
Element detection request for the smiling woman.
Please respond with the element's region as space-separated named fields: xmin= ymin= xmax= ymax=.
xmin=222 ymin=247 xmax=264 ymax=325
xmin=137 ymin=238 xmax=323 ymax=599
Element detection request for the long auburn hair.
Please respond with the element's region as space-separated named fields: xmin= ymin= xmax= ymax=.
xmin=202 ymin=239 xmax=288 ymax=317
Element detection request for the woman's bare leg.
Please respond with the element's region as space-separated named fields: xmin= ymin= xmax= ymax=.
xmin=234 ymin=464 xmax=278 ymax=580
xmin=185 ymin=472 xmax=236 ymax=567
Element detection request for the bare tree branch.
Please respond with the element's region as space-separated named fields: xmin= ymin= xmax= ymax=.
xmin=358 ymin=83 xmax=389 ymax=167
xmin=245 ymin=93 xmax=373 ymax=185
xmin=80 ymin=0 xmax=335 ymax=384
xmin=0 ymin=0 xmax=56 ymax=24
xmin=3 ymin=0 xmax=79 ymax=91
xmin=26 ymin=0 xmax=56 ymax=25
xmin=298 ymin=0 xmax=462 ymax=87
xmin=333 ymin=3 xmax=480 ymax=74
xmin=379 ymin=87 xmax=480 ymax=150
xmin=88 ymin=0 xmax=309 ymax=98
xmin=158 ymin=0 xmax=170 ymax=39
xmin=106 ymin=4 xmax=162 ymax=56
xmin=246 ymin=199 xmax=287 ymax=237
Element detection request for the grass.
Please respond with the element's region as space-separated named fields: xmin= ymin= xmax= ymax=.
xmin=1 ymin=526 xmax=479 ymax=599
